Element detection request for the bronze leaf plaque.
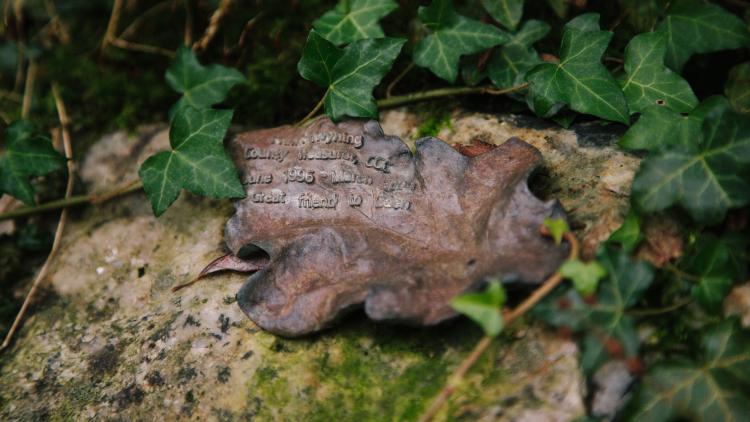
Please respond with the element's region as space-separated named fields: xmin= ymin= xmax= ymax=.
xmin=224 ymin=118 xmax=568 ymax=337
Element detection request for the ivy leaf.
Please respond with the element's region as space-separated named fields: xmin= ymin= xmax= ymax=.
xmin=414 ymin=0 xmax=509 ymax=83
xmin=481 ymin=0 xmax=524 ymax=31
xmin=560 ymin=259 xmax=607 ymax=297
xmin=544 ymin=217 xmax=569 ymax=245
xmin=535 ymin=247 xmax=654 ymax=373
xmin=526 ymin=14 xmax=629 ymax=123
xmin=656 ymin=0 xmax=750 ymax=72
xmin=725 ymin=62 xmax=750 ymax=114
xmin=487 ymin=19 xmax=550 ymax=89
xmin=545 ymin=0 xmax=568 ymax=19
xmin=683 ymin=235 xmax=740 ymax=312
xmin=619 ymin=96 xmax=725 ymax=152
xmin=631 ymin=98 xmax=750 ymax=223
xmin=625 ymin=319 xmax=750 ymax=421
xmin=165 ymin=46 xmax=245 ymax=116
xmin=618 ymin=0 xmax=667 ymax=33
xmin=607 ymin=210 xmax=642 ymax=253
xmin=298 ymin=31 xmax=405 ymax=121
xmin=451 ymin=280 xmax=506 ymax=337
xmin=0 ymin=121 xmax=66 ymax=205
xmin=313 ymin=0 xmax=398 ymax=46
xmin=620 ymin=32 xmax=698 ymax=114
xmin=138 ymin=107 xmax=244 ymax=216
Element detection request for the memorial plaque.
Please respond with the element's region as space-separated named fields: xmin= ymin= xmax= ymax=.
xmin=224 ymin=118 xmax=568 ymax=337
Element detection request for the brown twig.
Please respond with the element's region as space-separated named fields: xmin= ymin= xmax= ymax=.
xmin=119 ymin=0 xmax=172 ymax=40
xmin=1 ymin=84 xmax=75 ymax=350
xmin=183 ymin=0 xmax=194 ymax=45
xmin=20 ymin=59 xmax=36 ymax=118
xmin=192 ymin=0 xmax=232 ymax=52
xmin=109 ymin=37 xmax=176 ymax=58
xmin=101 ymin=0 xmax=124 ymax=48
xmin=418 ymin=229 xmax=579 ymax=422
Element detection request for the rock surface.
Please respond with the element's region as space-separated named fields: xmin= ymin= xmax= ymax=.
xmin=0 ymin=109 xmax=639 ymax=421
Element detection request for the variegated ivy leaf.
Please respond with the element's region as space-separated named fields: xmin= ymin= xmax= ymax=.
xmin=725 ymin=62 xmax=750 ymax=114
xmin=656 ymin=0 xmax=750 ymax=72
xmin=481 ymin=0 xmax=524 ymax=31
xmin=313 ymin=0 xmax=399 ymax=46
xmin=298 ymin=31 xmax=405 ymax=121
xmin=631 ymin=97 xmax=750 ymax=223
xmin=526 ymin=14 xmax=629 ymax=124
xmin=139 ymin=107 xmax=245 ymax=216
xmin=620 ymin=32 xmax=698 ymax=114
xmin=0 ymin=121 xmax=66 ymax=205
xmin=166 ymin=46 xmax=245 ymax=117
xmin=414 ymin=0 xmax=509 ymax=83
xmin=487 ymin=19 xmax=549 ymax=89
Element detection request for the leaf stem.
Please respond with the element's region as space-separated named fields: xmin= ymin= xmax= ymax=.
xmin=418 ymin=229 xmax=579 ymax=422
xmin=627 ymin=298 xmax=693 ymax=317
xmin=2 ymin=84 xmax=75 ymax=350
xmin=377 ymin=83 xmax=528 ymax=109
xmin=296 ymin=95 xmax=325 ymax=127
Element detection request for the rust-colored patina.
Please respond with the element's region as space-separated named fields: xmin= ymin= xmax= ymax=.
xmin=222 ymin=118 xmax=567 ymax=337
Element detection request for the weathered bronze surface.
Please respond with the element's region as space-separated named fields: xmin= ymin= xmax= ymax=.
xmin=224 ymin=118 xmax=568 ymax=337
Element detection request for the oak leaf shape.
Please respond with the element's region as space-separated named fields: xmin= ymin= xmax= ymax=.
xmin=223 ymin=118 xmax=568 ymax=336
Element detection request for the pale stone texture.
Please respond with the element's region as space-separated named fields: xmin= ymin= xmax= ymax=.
xmin=0 ymin=110 xmax=640 ymax=421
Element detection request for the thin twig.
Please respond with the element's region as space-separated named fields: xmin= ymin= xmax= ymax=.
xmin=1 ymin=84 xmax=75 ymax=350
xmin=20 ymin=59 xmax=36 ymax=118
xmin=296 ymin=96 xmax=325 ymax=127
xmin=119 ymin=0 xmax=172 ymax=40
xmin=193 ymin=0 xmax=232 ymax=52
xmin=109 ymin=37 xmax=176 ymax=57
xmin=183 ymin=0 xmax=194 ymax=46
xmin=0 ymin=181 xmax=143 ymax=222
xmin=627 ymin=298 xmax=693 ymax=317
xmin=101 ymin=0 xmax=124 ymax=48
xmin=418 ymin=229 xmax=579 ymax=422
xmin=385 ymin=62 xmax=415 ymax=98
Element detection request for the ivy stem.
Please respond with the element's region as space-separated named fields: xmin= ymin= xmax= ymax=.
xmin=385 ymin=62 xmax=415 ymax=98
xmin=0 ymin=180 xmax=143 ymax=222
xmin=2 ymin=84 xmax=75 ymax=350
xmin=418 ymin=228 xmax=579 ymax=422
xmin=296 ymin=95 xmax=325 ymax=127
xmin=377 ymin=83 xmax=528 ymax=109
xmin=627 ymin=298 xmax=693 ymax=317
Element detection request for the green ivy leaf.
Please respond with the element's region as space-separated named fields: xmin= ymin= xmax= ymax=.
xmin=313 ymin=0 xmax=399 ymax=46
xmin=481 ymin=0 xmax=524 ymax=31
xmin=535 ymin=247 xmax=654 ymax=373
xmin=725 ymin=62 xmax=750 ymax=114
xmin=138 ymin=107 xmax=245 ymax=216
xmin=165 ymin=46 xmax=245 ymax=116
xmin=683 ymin=235 xmax=740 ymax=312
xmin=0 ymin=121 xmax=66 ymax=205
xmin=620 ymin=32 xmax=697 ymax=114
xmin=624 ymin=319 xmax=750 ymax=421
xmin=656 ymin=0 xmax=750 ymax=72
xmin=545 ymin=0 xmax=568 ymax=19
xmin=618 ymin=0 xmax=667 ymax=33
xmin=543 ymin=217 xmax=569 ymax=245
xmin=298 ymin=31 xmax=405 ymax=121
xmin=487 ymin=19 xmax=549 ymax=89
xmin=618 ymin=97 xmax=724 ymax=152
xmin=451 ymin=280 xmax=506 ymax=337
xmin=607 ymin=210 xmax=642 ymax=253
xmin=414 ymin=0 xmax=509 ymax=83
xmin=560 ymin=259 xmax=607 ymax=297
xmin=631 ymin=98 xmax=750 ymax=223
xmin=526 ymin=14 xmax=629 ymax=123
